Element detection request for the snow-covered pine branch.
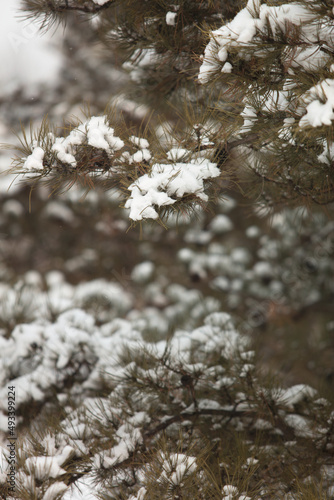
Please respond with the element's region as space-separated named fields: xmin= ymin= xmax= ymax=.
xmin=22 ymin=0 xmax=112 ymax=17
xmin=14 ymin=115 xmax=222 ymax=221
xmin=9 ymin=0 xmax=334 ymax=213
xmin=1 ymin=307 xmax=333 ymax=499
xmin=198 ymin=0 xmax=334 ymax=206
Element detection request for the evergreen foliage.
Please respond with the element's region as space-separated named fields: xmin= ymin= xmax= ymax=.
xmin=1 ymin=1 xmax=334 ymax=499
xmin=9 ymin=0 xmax=334 ymax=214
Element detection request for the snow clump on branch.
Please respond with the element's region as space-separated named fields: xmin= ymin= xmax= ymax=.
xmin=198 ymin=0 xmax=327 ymax=83
xmin=23 ymin=115 xmax=124 ymax=171
xmin=52 ymin=116 xmax=125 ymax=167
xmin=198 ymin=0 xmax=334 ymax=129
xmin=125 ymin=158 xmax=220 ymax=220
xmin=21 ymin=117 xmax=221 ymax=222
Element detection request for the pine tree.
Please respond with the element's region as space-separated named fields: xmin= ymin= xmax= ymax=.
xmin=1 ymin=1 xmax=334 ymax=499
xmin=10 ymin=0 xmax=334 ymax=219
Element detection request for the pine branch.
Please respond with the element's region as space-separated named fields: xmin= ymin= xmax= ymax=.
xmin=144 ymin=408 xmax=245 ymax=440
xmin=23 ymin=0 xmax=112 ymax=15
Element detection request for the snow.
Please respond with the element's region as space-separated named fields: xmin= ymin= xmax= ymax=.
xmin=57 ymin=308 xmax=96 ymax=333
xmin=262 ymin=91 xmax=289 ymax=114
xmin=184 ymin=229 xmax=212 ymax=245
xmin=198 ymin=399 xmax=223 ymax=410
xmin=0 ymin=252 xmax=331 ymax=494
xmin=129 ymin=487 xmax=147 ymax=500
xmin=50 ymin=116 xmax=124 ymax=168
xmin=178 ymin=248 xmax=194 ymax=263
xmin=284 ymin=414 xmax=314 ymax=438
xmin=198 ymin=0 xmax=331 ymax=82
xmin=131 ymin=261 xmax=155 ymax=283
xmin=218 ymin=196 xmax=236 ymax=213
xmin=240 ymin=104 xmax=259 ymax=133
xmin=86 ymin=116 xmax=124 ymax=151
xmin=198 ymin=0 xmax=334 ymax=139
xmin=2 ymin=199 xmax=24 ymax=217
xmin=124 ymin=48 xmax=160 ymax=83
xmin=44 ymin=201 xmax=76 ymax=223
xmin=253 ymin=261 xmax=273 ymax=278
xmin=166 ymin=12 xmax=177 ymax=26
xmin=130 ymin=136 xmax=150 ymax=149
xmin=23 ymin=146 xmax=45 ymax=171
xmin=245 ymin=457 xmax=259 ymax=467
xmin=246 ymin=226 xmax=260 ymax=238
xmin=74 ymin=279 xmax=132 ymax=316
xmin=0 ymin=3 xmax=333 ymax=494
xmin=0 ymin=447 xmax=9 ymax=483
xmin=318 ymin=141 xmax=334 ymax=165
xmin=167 ymin=148 xmax=189 ymax=161
xmin=204 ymin=312 xmax=234 ymax=330
xmin=25 ymin=456 xmax=66 ymax=480
xmin=222 ymin=484 xmax=239 ymax=497
xmin=51 ymin=137 xmax=77 ymax=168
xmin=92 ymin=0 xmax=110 ymax=4
xmin=212 ymin=276 xmax=230 ymax=292
xmin=221 ymin=61 xmax=233 ymax=73
xmin=42 ymin=482 xmax=68 ymax=500
xmin=62 ymin=474 xmax=99 ymax=500
xmin=169 ymin=312 xmax=249 ymax=361
xmin=132 ymin=149 xmax=151 ymax=163
xmin=299 ymin=79 xmax=334 ymax=127
xmin=277 ymin=384 xmax=317 ymax=406
xmin=125 ymin=158 xmax=220 ymax=220
xmin=103 ymin=425 xmax=143 ymax=468
xmin=209 ymin=214 xmax=233 ymax=234
xmin=231 ymin=248 xmax=251 ymax=265
xmin=158 ymin=453 xmax=197 ymax=485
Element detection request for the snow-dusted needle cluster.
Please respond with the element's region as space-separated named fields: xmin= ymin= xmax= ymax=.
xmin=198 ymin=0 xmax=334 ymax=129
xmin=125 ymin=158 xmax=220 ymax=220
xmin=198 ymin=0 xmax=319 ymax=83
xmin=23 ymin=116 xmax=124 ymax=171
xmin=21 ymin=118 xmax=221 ymax=222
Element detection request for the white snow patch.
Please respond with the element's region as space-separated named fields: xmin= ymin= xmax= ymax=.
xmin=125 ymin=158 xmax=220 ymax=220
xmin=299 ymin=79 xmax=334 ymax=127
xmin=42 ymin=482 xmax=68 ymax=500
xmin=209 ymin=214 xmax=233 ymax=234
xmin=129 ymin=487 xmax=147 ymax=500
xmin=23 ymin=147 xmax=45 ymax=171
xmin=158 ymin=453 xmax=197 ymax=485
xmin=222 ymin=484 xmax=239 ymax=498
xmin=25 ymin=456 xmax=66 ymax=480
xmin=166 ymin=12 xmax=177 ymax=26
xmin=167 ymin=148 xmax=189 ymax=161
xmin=198 ymin=1 xmax=323 ymax=83
xmin=130 ymin=136 xmax=150 ymax=149
xmin=62 ymin=474 xmax=99 ymax=499
xmin=131 ymin=262 xmax=155 ymax=283
xmin=277 ymin=384 xmax=317 ymax=406
xmin=51 ymin=116 xmax=124 ymax=168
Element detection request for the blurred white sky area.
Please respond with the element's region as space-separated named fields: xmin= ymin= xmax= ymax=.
xmin=0 ymin=0 xmax=64 ymax=192
xmin=0 ymin=0 xmax=63 ymax=95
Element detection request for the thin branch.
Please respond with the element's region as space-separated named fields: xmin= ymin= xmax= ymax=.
xmin=144 ymin=408 xmax=246 ymax=439
xmin=53 ymin=1 xmax=112 ymax=14
xmin=26 ymin=0 xmax=113 ymax=15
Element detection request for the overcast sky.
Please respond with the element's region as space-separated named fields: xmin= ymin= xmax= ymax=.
xmin=0 ymin=0 xmax=63 ymax=95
